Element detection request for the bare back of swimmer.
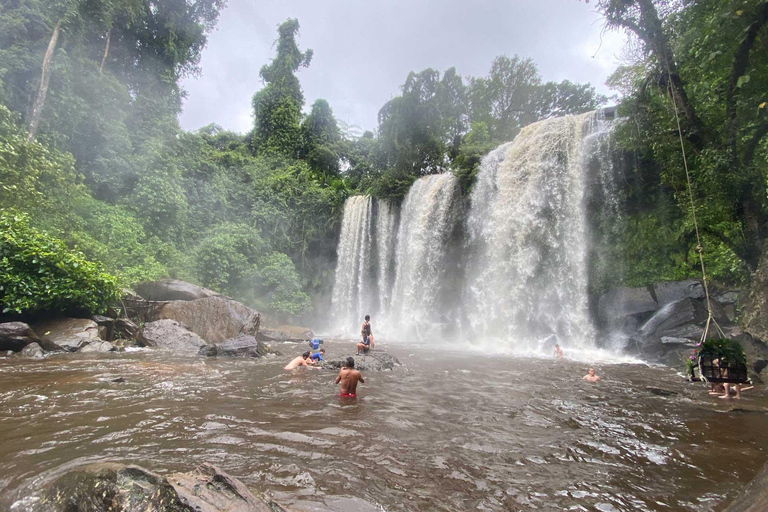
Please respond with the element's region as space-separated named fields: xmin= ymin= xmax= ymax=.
xmin=335 ymin=357 xmax=364 ymax=397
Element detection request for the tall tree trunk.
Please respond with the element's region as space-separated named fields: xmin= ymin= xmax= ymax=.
xmin=27 ymin=19 xmax=62 ymax=142
xmin=99 ymin=29 xmax=111 ymax=73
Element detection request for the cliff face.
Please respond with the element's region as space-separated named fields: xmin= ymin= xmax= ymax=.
xmin=744 ymin=241 xmax=768 ymax=343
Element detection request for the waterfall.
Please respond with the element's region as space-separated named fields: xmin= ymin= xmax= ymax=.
xmin=374 ymin=199 xmax=398 ymax=318
xmin=330 ymin=196 xmax=374 ymax=333
xmin=464 ymin=112 xmax=609 ymax=348
xmin=386 ymin=173 xmax=460 ymax=338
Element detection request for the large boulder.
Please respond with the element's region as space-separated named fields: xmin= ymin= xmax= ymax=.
xmin=139 ymin=319 xmax=208 ymax=354
xmin=32 ymin=462 xmax=275 ymax=512
xmin=134 ymin=279 xmax=220 ymax=302
xmin=597 ymin=286 xmax=658 ymax=326
xmin=201 ymin=335 xmax=274 ymax=358
xmin=32 ymin=318 xmax=103 ymax=352
xmin=0 ymin=322 xmax=40 ymax=352
xmin=156 ymin=297 xmax=260 ymax=345
xmin=256 ymin=325 xmax=313 ymax=342
xmin=653 ymin=279 xmax=705 ymax=305
xmin=639 ymin=298 xmax=707 ymax=338
xmin=724 ymin=460 xmax=768 ymax=512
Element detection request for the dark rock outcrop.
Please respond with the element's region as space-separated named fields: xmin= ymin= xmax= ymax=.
xmin=115 ymin=318 xmax=140 ymax=340
xmin=653 ymin=279 xmax=704 ymax=305
xmin=134 ymin=279 xmax=220 ymax=302
xmin=324 ymin=352 xmax=401 ymax=371
xmin=598 ymin=286 xmax=658 ymax=327
xmin=723 ymin=460 xmax=768 ymax=512
xmin=91 ymin=314 xmax=115 ymax=340
xmin=139 ymin=319 xmax=209 ymax=354
xmin=256 ymin=325 xmax=313 ymax=342
xmin=34 ymin=462 xmax=275 ymax=512
xmin=32 ymin=318 xmax=103 ymax=352
xmin=201 ymin=335 xmax=274 ymax=358
xmin=157 ymin=297 xmax=260 ymax=344
xmin=0 ymin=322 xmax=40 ymax=352
xmin=744 ymin=242 xmax=768 ymax=343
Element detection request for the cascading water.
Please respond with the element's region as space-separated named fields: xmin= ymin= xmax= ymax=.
xmin=374 ymin=199 xmax=398 ymax=318
xmin=463 ymin=112 xmax=610 ymax=349
xmin=329 ymin=111 xmax=618 ymax=347
xmin=330 ymin=195 xmax=374 ymax=332
xmin=386 ymin=173 xmax=460 ymax=337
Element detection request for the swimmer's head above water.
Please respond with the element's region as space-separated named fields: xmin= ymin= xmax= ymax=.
xmin=346 ymin=357 xmax=355 ymax=369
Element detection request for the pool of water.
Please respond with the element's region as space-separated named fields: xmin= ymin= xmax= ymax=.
xmin=1 ymin=339 xmax=767 ymax=511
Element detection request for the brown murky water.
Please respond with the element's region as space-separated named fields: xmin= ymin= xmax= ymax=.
xmin=1 ymin=340 xmax=767 ymax=512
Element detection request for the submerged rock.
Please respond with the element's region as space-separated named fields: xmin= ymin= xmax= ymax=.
xmin=257 ymin=325 xmax=313 ymax=342
xmin=78 ymin=340 xmax=116 ymax=353
xmin=33 ymin=462 xmax=275 ymax=512
xmin=201 ymin=335 xmax=275 ymax=358
xmin=134 ymin=279 xmax=220 ymax=302
xmin=324 ymin=352 xmax=401 ymax=371
xmin=157 ymin=297 xmax=260 ymax=345
xmin=18 ymin=342 xmax=44 ymax=359
xmin=0 ymin=322 xmax=40 ymax=352
xmin=32 ymin=318 xmax=103 ymax=352
xmin=138 ymin=319 xmax=209 ymax=354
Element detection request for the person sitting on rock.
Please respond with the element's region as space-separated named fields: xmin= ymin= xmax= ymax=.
xmin=583 ymin=368 xmax=601 ymax=382
xmin=357 ymin=315 xmax=374 ymax=355
xmin=284 ymin=351 xmax=313 ymax=370
xmin=335 ymin=357 xmax=365 ymax=398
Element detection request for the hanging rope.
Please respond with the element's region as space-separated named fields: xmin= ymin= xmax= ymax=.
xmin=664 ymin=64 xmax=726 ymax=346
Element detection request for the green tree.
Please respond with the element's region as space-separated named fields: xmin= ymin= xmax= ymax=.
xmin=250 ymin=18 xmax=313 ymax=156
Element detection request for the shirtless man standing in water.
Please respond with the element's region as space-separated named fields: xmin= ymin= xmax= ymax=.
xmin=335 ymin=357 xmax=365 ymax=397
xmin=583 ymin=368 xmax=601 ymax=382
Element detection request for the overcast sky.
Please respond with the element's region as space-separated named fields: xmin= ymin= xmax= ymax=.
xmin=178 ymin=0 xmax=626 ymax=135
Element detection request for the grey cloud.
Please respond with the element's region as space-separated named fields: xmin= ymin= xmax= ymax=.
xmin=179 ymin=0 xmax=624 ymax=134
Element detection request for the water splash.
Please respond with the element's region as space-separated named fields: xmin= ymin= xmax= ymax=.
xmin=386 ymin=173 xmax=460 ymax=337
xmin=374 ymin=199 xmax=398 ymax=318
xmin=464 ymin=112 xmax=609 ymax=348
xmin=330 ymin=196 xmax=373 ymax=332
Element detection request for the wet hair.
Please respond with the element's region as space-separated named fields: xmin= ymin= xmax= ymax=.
xmin=302 ymin=351 xmax=310 ymax=359
xmin=319 ymin=348 xmax=325 ymax=354
xmin=365 ymin=315 xmax=370 ymax=321
xmin=346 ymin=357 xmax=355 ymax=368
xmin=555 ymin=344 xmax=560 ymax=348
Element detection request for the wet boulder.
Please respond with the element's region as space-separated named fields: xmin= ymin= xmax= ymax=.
xmin=139 ymin=319 xmax=209 ymax=354
xmin=156 ymin=296 xmax=260 ymax=344
xmin=256 ymin=324 xmax=313 ymax=342
xmin=115 ymin=317 xmax=140 ymax=340
xmin=18 ymin=342 xmax=45 ymax=359
xmin=201 ymin=335 xmax=275 ymax=358
xmin=134 ymin=279 xmax=220 ymax=302
xmin=32 ymin=318 xmax=103 ymax=352
xmin=744 ymin=244 xmax=768 ymax=344
xmin=324 ymin=352 xmax=401 ymax=371
xmin=653 ymin=279 xmax=705 ymax=305
xmin=167 ymin=462 xmax=274 ymax=512
xmin=32 ymin=462 xmax=275 ymax=512
xmin=91 ymin=314 xmax=116 ymax=340
xmin=0 ymin=322 xmax=40 ymax=352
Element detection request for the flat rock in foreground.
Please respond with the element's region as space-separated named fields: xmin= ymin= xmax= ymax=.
xmin=33 ymin=462 xmax=278 ymax=512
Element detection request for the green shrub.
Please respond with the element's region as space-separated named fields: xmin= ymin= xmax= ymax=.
xmin=0 ymin=211 xmax=121 ymax=315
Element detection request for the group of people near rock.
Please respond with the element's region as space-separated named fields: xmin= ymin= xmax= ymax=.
xmin=283 ymin=315 xmax=373 ymax=398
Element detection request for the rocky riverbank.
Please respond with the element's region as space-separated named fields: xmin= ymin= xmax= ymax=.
xmin=0 ymin=279 xmax=315 ymax=360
